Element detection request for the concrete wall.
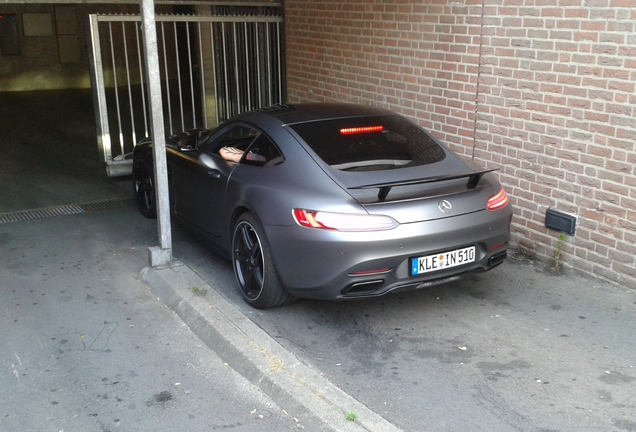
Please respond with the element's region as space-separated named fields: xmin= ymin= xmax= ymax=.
xmin=0 ymin=2 xmax=281 ymax=92
xmin=284 ymin=0 xmax=636 ymax=289
xmin=0 ymin=3 xmax=176 ymax=91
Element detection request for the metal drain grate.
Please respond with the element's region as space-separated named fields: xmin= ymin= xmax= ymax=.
xmin=0 ymin=197 xmax=133 ymax=224
xmin=78 ymin=198 xmax=133 ymax=212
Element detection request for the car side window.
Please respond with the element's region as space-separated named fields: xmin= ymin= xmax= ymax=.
xmin=199 ymin=124 xmax=283 ymax=167
xmin=243 ymin=133 xmax=284 ymax=167
xmin=199 ymin=125 xmax=259 ymax=156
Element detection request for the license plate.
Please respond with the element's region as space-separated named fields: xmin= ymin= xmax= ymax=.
xmin=411 ymin=246 xmax=475 ymax=275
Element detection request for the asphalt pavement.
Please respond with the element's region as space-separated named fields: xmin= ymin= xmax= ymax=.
xmin=2 ymin=90 xmax=635 ymax=432
xmin=0 ymin=89 xmax=398 ymax=432
xmin=0 ymin=202 xmax=325 ymax=431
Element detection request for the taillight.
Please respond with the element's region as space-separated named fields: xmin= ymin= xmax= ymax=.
xmin=293 ymin=209 xmax=398 ymax=231
xmin=487 ymin=188 xmax=509 ymax=211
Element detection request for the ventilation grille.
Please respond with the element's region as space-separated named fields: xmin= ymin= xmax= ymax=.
xmin=0 ymin=198 xmax=133 ymax=224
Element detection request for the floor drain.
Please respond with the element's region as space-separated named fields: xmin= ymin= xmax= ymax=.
xmin=0 ymin=198 xmax=133 ymax=224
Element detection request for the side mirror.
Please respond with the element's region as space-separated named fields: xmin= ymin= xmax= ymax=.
xmin=179 ymin=135 xmax=198 ymax=152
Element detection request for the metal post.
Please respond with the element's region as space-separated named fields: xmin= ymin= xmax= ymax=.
xmin=87 ymin=14 xmax=112 ymax=166
xmin=140 ymin=0 xmax=172 ymax=267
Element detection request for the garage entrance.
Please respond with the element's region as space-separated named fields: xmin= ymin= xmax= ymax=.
xmin=87 ymin=7 xmax=285 ymax=176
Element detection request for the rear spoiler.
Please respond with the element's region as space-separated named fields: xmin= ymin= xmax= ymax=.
xmin=349 ymin=168 xmax=499 ymax=202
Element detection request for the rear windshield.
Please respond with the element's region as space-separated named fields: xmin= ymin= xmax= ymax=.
xmin=288 ymin=115 xmax=446 ymax=172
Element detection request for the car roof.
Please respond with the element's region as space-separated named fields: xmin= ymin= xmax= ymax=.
xmin=241 ymin=103 xmax=396 ymax=125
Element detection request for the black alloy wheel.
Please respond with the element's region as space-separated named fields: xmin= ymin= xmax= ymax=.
xmin=232 ymin=213 xmax=295 ymax=309
xmin=132 ymin=161 xmax=157 ymax=218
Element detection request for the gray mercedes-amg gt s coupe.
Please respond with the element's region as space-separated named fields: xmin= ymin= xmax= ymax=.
xmin=133 ymin=103 xmax=512 ymax=308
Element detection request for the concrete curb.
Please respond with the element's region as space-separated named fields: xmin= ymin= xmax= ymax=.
xmin=141 ymin=262 xmax=403 ymax=432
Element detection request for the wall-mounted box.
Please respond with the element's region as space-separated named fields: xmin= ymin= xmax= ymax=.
xmin=545 ymin=208 xmax=577 ymax=236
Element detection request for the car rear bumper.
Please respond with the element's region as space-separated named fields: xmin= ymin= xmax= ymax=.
xmin=265 ymin=207 xmax=513 ymax=300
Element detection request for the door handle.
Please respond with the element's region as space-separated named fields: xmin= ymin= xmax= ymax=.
xmin=207 ymin=169 xmax=221 ymax=180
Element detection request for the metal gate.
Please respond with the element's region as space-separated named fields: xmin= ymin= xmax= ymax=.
xmin=87 ymin=6 xmax=285 ymax=176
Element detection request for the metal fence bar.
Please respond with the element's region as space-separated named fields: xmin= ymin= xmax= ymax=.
xmin=244 ymin=23 xmax=251 ymax=110
xmin=159 ymin=23 xmax=173 ymax=135
xmin=255 ymin=22 xmax=262 ymax=108
xmin=135 ymin=22 xmax=149 ymax=138
xmin=232 ymin=22 xmax=241 ymax=117
xmin=197 ymin=22 xmax=207 ymax=129
xmin=94 ymin=14 xmax=283 ymax=24
xmin=209 ymin=21 xmax=219 ymax=126
xmin=185 ymin=22 xmax=197 ymax=129
xmin=221 ymin=22 xmax=230 ymax=121
xmin=276 ymin=23 xmax=283 ymax=102
xmin=172 ymin=22 xmax=185 ymax=132
xmin=107 ymin=22 xmax=125 ymax=157
xmin=265 ymin=23 xmax=272 ymax=106
xmin=122 ymin=22 xmax=137 ymax=148
xmin=87 ymin=14 xmax=112 ymax=165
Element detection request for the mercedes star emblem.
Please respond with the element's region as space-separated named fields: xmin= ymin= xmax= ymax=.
xmin=438 ymin=200 xmax=452 ymax=214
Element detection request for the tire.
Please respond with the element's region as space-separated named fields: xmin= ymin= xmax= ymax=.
xmin=132 ymin=161 xmax=157 ymax=218
xmin=232 ymin=213 xmax=296 ymax=309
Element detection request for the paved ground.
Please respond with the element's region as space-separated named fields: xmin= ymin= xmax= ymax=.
xmin=0 ymin=205 xmax=323 ymax=431
xmin=0 ymin=90 xmax=365 ymax=432
xmin=0 ymin=89 xmax=126 ymax=212
xmin=173 ymin=231 xmax=636 ymax=432
xmin=2 ymin=90 xmax=636 ymax=432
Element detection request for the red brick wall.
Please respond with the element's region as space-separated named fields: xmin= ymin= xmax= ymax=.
xmin=286 ymin=0 xmax=483 ymax=158
xmin=475 ymin=1 xmax=636 ymax=288
xmin=285 ymin=0 xmax=636 ymax=289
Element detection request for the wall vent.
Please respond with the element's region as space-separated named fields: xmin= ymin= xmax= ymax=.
xmin=545 ymin=208 xmax=576 ymax=236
